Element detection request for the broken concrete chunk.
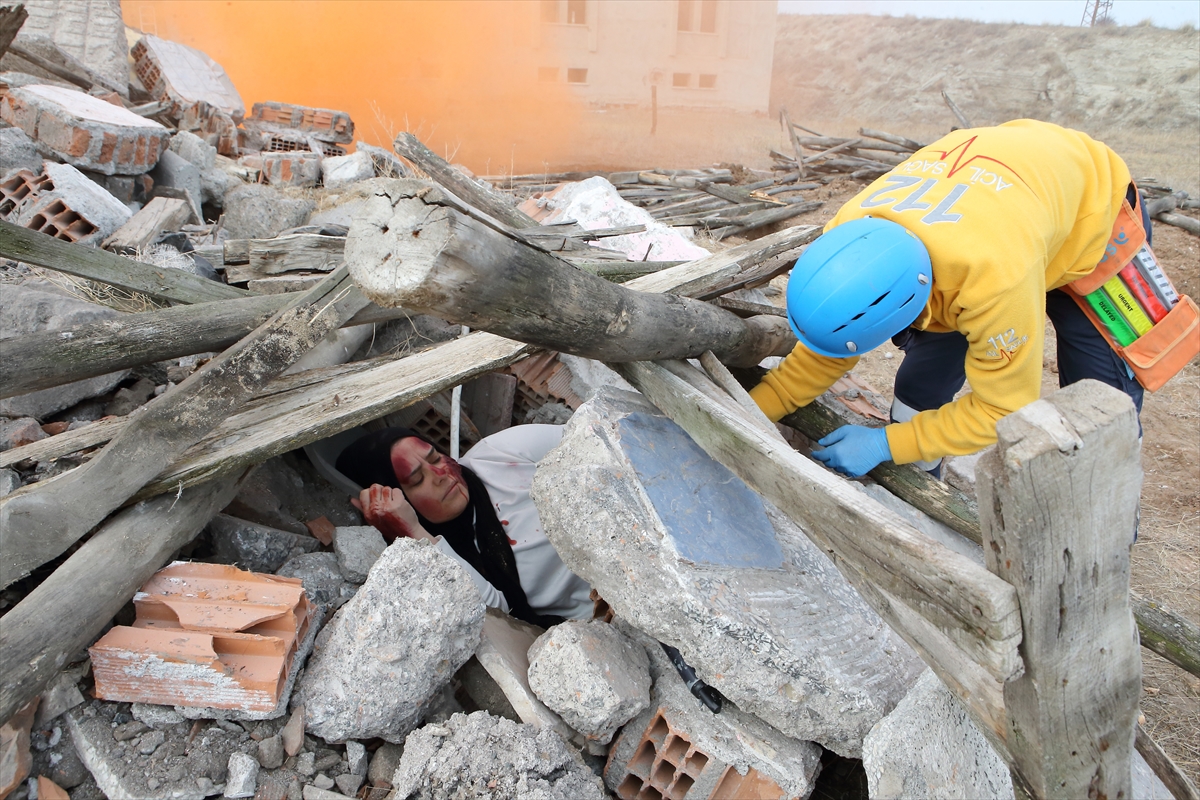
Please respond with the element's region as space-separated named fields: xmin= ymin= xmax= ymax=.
xmin=0 ymin=127 xmax=42 ymax=176
xmin=0 ymin=700 xmax=38 ymax=799
xmin=14 ymin=0 xmax=129 ymax=93
xmin=209 ymin=514 xmax=321 ymax=574
xmin=332 ymin=526 xmax=386 ymax=584
xmin=0 ymin=418 xmax=48 ymax=451
xmin=531 ymin=387 xmax=925 ymax=757
xmin=391 ymin=711 xmax=607 ymax=800
xmin=0 ymin=86 xmax=170 ymax=175
xmin=131 ymin=703 xmax=185 ymax=729
xmin=344 ymin=741 xmax=367 ymax=776
xmin=224 ymin=752 xmax=259 ymax=798
xmin=297 ymin=538 xmax=485 ymax=743
xmin=526 ymin=620 xmax=650 ymax=744
xmin=367 ymin=742 xmax=404 ymax=786
xmin=0 ymin=468 xmax=21 ymax=498
xmin=89 ymin=562 xmax=317 ymax=717
xmin=222 ymin=184 xmax=315 ymax=241
xmin=150 ymin=149 xmax=204 ymax=222
xmin=104 ymin=376 xmax=157 ymax=417
xmin=245 ymin=101 xmax=354 ymax=145
xmin=334 ymin=772 xmax=364 ymax=797
xmin=262 ymin=152 xmax=322 ymax=188
xmin=280 ymin=707 xmax=305 ymax=758
xmin=34 ymin=670 xmax=85 ymax=726
xmin=321 ymin=152 xmax=375 ymax=190
xmin=131 ymin=35 xmax=245 ymax=120
xmin=29 ymin=719 xmax=89 ymax=790
xmin=277 ymin=552 xmax=355 ymax=609
xmin=301 ymin=786 xmax=353 ymax=800
xmin=605 ymin=624 xmax=823 ymax=800
xmin=257 ymin=734 xmax=285 ymax=770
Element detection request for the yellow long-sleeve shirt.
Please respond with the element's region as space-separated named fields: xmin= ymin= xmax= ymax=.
xmin=750 ymin=119 xmax=1131 ymax=464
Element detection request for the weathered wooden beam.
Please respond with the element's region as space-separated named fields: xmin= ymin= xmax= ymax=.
xmin=1156 ymin=212 xmax=1200 ymax=236
xmin=345 ymin=180 xmax=796 ymax=367
xmin=858 ymin=128 xmax=927 ymax=151
xmin=0 ymin=292 xmax=411 ymax=398
xmin=613 ymin=358 xmax=1017 ymax=738
xmin=0 ymin=267 xmax=369 ymax=588
xmin=978 ymin=382 xmax=1141 ymax=800
xmin=223 ymin=234 xmax=346 ymax=283
xmin=0 ymin=5 xmax=30 ymax=61
xmin=710 ymin=200 xmax=823 ymax=240
xmin=942 ymin=90 xmax=973 ymax=128
xmin=779 ymin=108 xmax=808 ymax=179
xmin=102 ymin=197 xmax=191 ymax=253
xmin=1135 ymin=722 xmax=1200 ymax=800
xmin=0 ymin=476 xmax=241 ymax=726
xmin=1131 ymin=592 xmax=1200 ymax=677
xmin=0 ymin=219 xmax=250 ymax=305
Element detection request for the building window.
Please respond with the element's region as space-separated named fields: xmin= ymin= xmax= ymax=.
xmin=672 ymin=72 xmax=690 ymax=88
xmin=538 ymin=67 xmax=559 ymax=82
xmin=678 ymin=0 xmax=717 ymax=33
xmin=698 ymin=73 xmax=717 ymax=89
xmin=567 ymin=68 xmax=588 ymax=84
xmin=542 ymin=0 xmax=587 ymax=25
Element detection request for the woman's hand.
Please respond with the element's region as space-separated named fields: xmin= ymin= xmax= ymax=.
xmin=351 ymin=484 xmax=431 ymax=543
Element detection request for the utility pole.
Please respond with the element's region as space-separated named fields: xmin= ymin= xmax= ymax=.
xmin=1081 ymin=0 xmax=1114 ymax=26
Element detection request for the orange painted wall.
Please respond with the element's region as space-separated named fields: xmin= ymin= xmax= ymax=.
xmin=120 ymin=0 xmax=582 ymax=174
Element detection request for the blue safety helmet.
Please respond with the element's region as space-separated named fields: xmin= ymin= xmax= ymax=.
xmin=785 ymin=218 xmax=932 ymax=358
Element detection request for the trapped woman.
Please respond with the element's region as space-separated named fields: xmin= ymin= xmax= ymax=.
xmin=335 ymin=424 xmax=592 ymax=628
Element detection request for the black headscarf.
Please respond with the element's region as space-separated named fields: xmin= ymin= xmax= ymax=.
xmin=336 ymin=427 xmax=564 ymax=628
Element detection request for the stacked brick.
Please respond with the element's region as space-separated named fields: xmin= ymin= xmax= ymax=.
xmin=0 ymin=85 xmax=170 ymax=175
xmin=244 ymin=101 xmax=355 ymax=158
xmin=0 ymin=162 xmax=131 ymax=245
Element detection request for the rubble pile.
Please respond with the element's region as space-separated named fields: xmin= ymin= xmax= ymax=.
xmin=2 ymin=4 xmax=1194 ymax=800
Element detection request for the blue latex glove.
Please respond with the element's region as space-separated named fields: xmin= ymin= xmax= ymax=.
xmin=813 ymin=425 xmax=892 ymax=478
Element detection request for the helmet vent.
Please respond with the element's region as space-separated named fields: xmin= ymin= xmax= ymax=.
xmin=898 ymin=293 xmax=916 ymax=307
xmin=831 ymin=323 xmax=847 ymax=333
xmin=868 ymin=292 xmax=890 ymax=307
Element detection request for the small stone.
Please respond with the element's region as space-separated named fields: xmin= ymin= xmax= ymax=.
xmin=147 ymin=777 xmax=160 ymax=790
xmin=223 ymin=752 xmax=260 ymax=798
xmin=258 ymin=735 xmax=285 ymax=770
xmin=344 ymin=741 xmax=367 ymax=776
xmin=0 ymin=417 xmax=47 ymax=451
xmin=367 ymin=742 xmax=403 ymax=786
xmin=112 ymin=720 xmax=149 ymax=742
xmin=281 ymin=707 xmax=305 ymax=756
xmin=137 ymin=730 xmax=165 ymax=755
xmin=197 ymin=776 xmax=215 ymax=793
xmin=312 ymin=773 xmax=334 ymax=790
xmin=296 ymin=752 xmax=315 ymax=777
xmin=287 ymin=777 xmax=303 ymax=800
xmin=332 ymin=526 xmax=386 ymax=584
xmin=131 ymin=703 xmax=186 ymax=728
xmin=312 ymin=752 xmax=341 ymax=773
xmin=334 ymin=773 xmax=363 ymax=797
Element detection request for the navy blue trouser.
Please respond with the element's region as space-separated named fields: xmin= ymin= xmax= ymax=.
xmin=892 ymin=186 xmax=1147 ymax=429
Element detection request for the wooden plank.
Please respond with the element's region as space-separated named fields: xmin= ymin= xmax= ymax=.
xmin=0 ymin=219 xmax=250 ymax=305
xmin=710 ymin=201 xmax=823 ymax=241
xmin=0 ymin=268 xmax=370 ymax=588
xmin=102 ymin=197 xmax=191 ymax=253
xmin=1131 ymin=592 xmax=1200 ymax=678
xmin=977 ymin=382 xmax=1141 ymax=800
xmin=858 ymin=128 xmax=927 ymax=152
xmin=0 ymin=416 xmax=125 ymax=469
xmin=614 ymin=359 xmax=1024 ymax=683
xmin=0 ymin=476 xmax=241 ymax=725
xmin=779 ymin=108 xmax=808 ymax=179
xmin=1135 ymin=722 xmax=1200 ymax=800
xmin=942 ymin=90 xmax=974 ymax=128
xmin=345 ymin=179 xmax=795 ymax=367
xmin=224 ymin=234 xmax=346 ymax=283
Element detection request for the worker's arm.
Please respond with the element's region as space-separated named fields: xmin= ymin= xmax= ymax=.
xmin=749 ymin=341 xmax=859 ymax=422
xmin=885 ymin=286 xmax=1046 ymax=464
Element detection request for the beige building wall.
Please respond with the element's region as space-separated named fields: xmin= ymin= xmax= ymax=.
xmin=532 ymin=0 xmax=778 ymax=113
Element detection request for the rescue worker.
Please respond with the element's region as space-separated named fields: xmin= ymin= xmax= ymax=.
xmin=750 ymin=119 xmax=1151 ymax=478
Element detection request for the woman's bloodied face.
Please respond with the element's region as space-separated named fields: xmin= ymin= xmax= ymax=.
xmin=389 ymin=437 xmax=470 ymax=523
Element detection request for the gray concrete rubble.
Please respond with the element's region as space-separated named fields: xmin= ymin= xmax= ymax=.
xmin=527 ymin=620 xmax=651 ymax=744
xmin=225 ymin=452 xmax=362 ymax=535
xmin=131 ymin=34 xmax=245 ymax=119
xmin=531 ymin=387 xmax=926 ymax=757
xmin=0 ymin=468 xmax=21 ymax=498
xmin=0 ymin=127 xmax=42 ymax=176
xmin=222 ymin=184 xmax=315 ymax=240
xmin=367 ymin=742 xmax=404 ymax=786
xmin=605 ymin=624 xmax=824 ymax=800
xmin=168 ymin=131 xmax=240 ymax=206
xmin=208 ymin=513 xmax=321 ymax=573
xmin=944 ymin=448 xmax=988 ymax=499
xmin=276 ymin=552 xmax=357 ymax=610
xmin=0 ymin=284 xmax=129 ymax=420
xmin=28 ymin=714 xmax=91 ymax=793
xmin=863 ymin=669 xmax=1172 ymax=800
xmin=391 ymin=711 xmax=607 ymax=800
xmin=4 ymin=161 xmax=132 ymax=246
xmin=13 ymin=0 xmax=130 ymax=93
xmin=296 ymin=538 xmax=486 ymax=743
xmin=332 ymin=525 xmax=387 ymax=583
xmin=150 ymin=149 xmax=204 ymax=222
xmin=34 ymin=668 xmax=86 ymax=726
xmin=223 ymin=752 xmax=259 ymax=798
xmin=0 ymin=418 xmax=47 ymax=451
xmin=353 ymin=141 xmax=408 ymax=178
xmin=321 ymin=152 xmax=375 ymax=190
xmin=66 ymin=700 xmax=256 ymax=800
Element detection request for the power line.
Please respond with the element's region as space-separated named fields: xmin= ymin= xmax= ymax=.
xmin=1081 ymin=0 xmax=1114 ymax=26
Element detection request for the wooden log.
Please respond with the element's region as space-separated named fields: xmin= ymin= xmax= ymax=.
xmin=803 ymin=138 xmax=864 ymax=163
xmin=344 ymin=179 xmax=795 ymax=367
xmin=612 ymin=359 xmax=1022 ymax=683
xmin=0 ymin=5 xmax=30 ymax=61
xmin=711 ymin=296 xmax=786 ymax=318
xmin=5 ymin=42 xmax=122 ymax=95
xmin=223 ymin=238 xmax=251 ymax=265
xmin=1131 ymin=592 xmax=1200 ymax=677
xmin=102 ymin=197 xmax=191 ymax=253
xmin=0 ymin=476 xmax=241 ymax=726
xmin=0 ymin=267 xmax=370 ymax=588
xmin=1135 ymin=722 xmax=1200 ymax=800
xmin=942 ymin=90 xmax=973 ymax=128
xmin=0 ymin=292 xmax=411 ymax=398
xmin=710 ymin=200 xmax=823 ymax=240
xmin=1144 ymin=194 xmax=1179 ymax=217
xmin=392 ymin=132 xmax=533 ymax=229
xmin=569 ymin=260 xmax=685 ymax=283
xmin=977 ymin=382 xmax=1141 ymax=800
xmin=858 ymin=128 xmax=928 ymax=152
xmin=779 ymin=108 xmax=808 ymax=179
xmin=224 ymin=234 xmax=347 ymax=283
xmin=0 ymin=219 xmax=250 ymax=305
xmin=1156 ymin=212 xmax=1200 ymax=236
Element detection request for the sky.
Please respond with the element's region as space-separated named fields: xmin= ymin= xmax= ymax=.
xmin=777 ymin=0 xmax=1200 ymax=28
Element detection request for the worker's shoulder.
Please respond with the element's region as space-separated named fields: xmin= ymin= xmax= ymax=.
xmin=462 ymin=424 xmax=565 ymax=465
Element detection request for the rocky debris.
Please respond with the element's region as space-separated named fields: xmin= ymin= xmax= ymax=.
xmin=0 ymin=468 xmax=21 ymax=497
xmin=276 ymin=552 xmax=356 ymax=610
xmin=0 ymin=127 xmax=42 ymax=176
xmin=321 ymin=152 xmax=375 ymax=190
xmin=224 ymin=452 xmax=362 ymax=536
xmin=390 ymin=711 xmax=607 ymax=800
xmin=296 ymin=538 xmax=486 ymax=743
xmin=280 ymin=707 xmax=305 ymax=758
xmin=0 ymin=284 xmax=129 ymax=420
xmin=34 ymin=669 xmax=86 ymax=726
xmin=864 ymin=669 xmax=1172 ymax=800
xmin=532 ymin=387 xmax=926 ymax=757
xmin=130 ymin=703 xmax=186 ymax=729
xmin=0 ymin=418 xmax=48 ymax=451
xmin=222 ymin=184 xmax=316 ymax=240
xmin=28 ymin=720 xmax=90 ymax=792
xmin=332 ymin=525 xmax=386 ymax=583
xmin=103 ymin=376 xmax=157 ymax=417
xmin=367 ymin=741 xmax=404 ymax=786
xmin=208 ymin=514 xmax=321 ymax=573
xmin=945 ymin=449 xmax=988 ymax=499
xmin=13 ymin=0 xmax=130 ymax=93
xmin=526 ymin=620 xmax=651 ymax=744
xmin=605 ymin=624 xmax=823 ymax=800
xmin=257 ymin=735 xmax=285 ymax=770
xmin=150 ymin=149 xmax=204 ymax=222
xmin=223 ymin=752 xmax=259 ymax=798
